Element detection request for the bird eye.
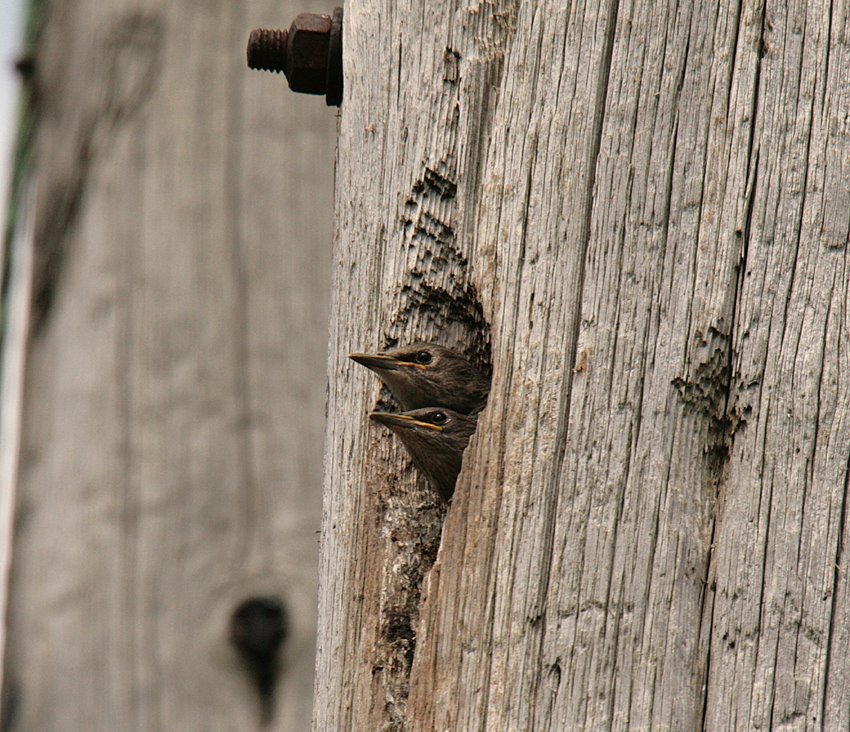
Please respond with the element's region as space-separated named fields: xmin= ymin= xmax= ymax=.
xmin=414 ymin=350 xmax=432 ymax=365
xmin=431 ymin=411 xmax=448 ymax=425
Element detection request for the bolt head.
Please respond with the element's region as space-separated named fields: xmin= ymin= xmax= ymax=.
xmin=286 ymin=13 xmax=332 ymax=95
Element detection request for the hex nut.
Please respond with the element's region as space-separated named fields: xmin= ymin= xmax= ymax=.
xmin=286 ymin=13 xmax=332 ymax=94
xmin=246 ymin=8 xmax=343 ymax=106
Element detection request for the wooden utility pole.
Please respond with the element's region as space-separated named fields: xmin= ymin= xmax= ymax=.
xmin=316 ymin=1 xmax=850 ymax=729
xmin=1 ymin=1 xmax=335 ymax=729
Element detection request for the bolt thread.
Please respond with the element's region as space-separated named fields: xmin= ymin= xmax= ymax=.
xmin=247 ymin=29 xmax=288 ymax=73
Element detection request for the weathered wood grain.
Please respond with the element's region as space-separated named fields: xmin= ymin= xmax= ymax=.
xmin=318 ymin=0 xmax=849 ymax=729
xmin=2 ymin=1 xmax=336 ymax=729
xmin=705 ymin=1 xmax=850 ymax=728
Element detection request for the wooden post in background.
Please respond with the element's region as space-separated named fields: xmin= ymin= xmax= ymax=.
xmin=317 ymin=1 xmax=850 ymax=729
xmin=1 ymin=1 xmax=336 ymax=729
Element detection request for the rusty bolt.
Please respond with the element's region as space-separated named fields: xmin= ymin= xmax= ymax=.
xmin=247 ymin=7 xmax=343 ymax=107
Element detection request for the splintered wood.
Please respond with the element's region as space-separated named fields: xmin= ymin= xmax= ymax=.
xmin=317 ymin=1 xmax=850 ymax=730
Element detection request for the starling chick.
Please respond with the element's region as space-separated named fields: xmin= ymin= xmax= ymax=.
xmin=350 ymin=343 xmax=489 ymax=415
xmin=369 ymin=407 xmax=477 ymax=501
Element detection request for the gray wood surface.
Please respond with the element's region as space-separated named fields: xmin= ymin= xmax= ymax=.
xmin=316 ymin=1 xmax=850 ymax=729
xmin=2 ymin=1 xmax=336 ymax=729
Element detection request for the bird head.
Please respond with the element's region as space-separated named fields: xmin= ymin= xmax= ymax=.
xmin=368 ymin=407 xmax=477 ymax=500
xmin=350 ymin=342 xmax=488 ymax=414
